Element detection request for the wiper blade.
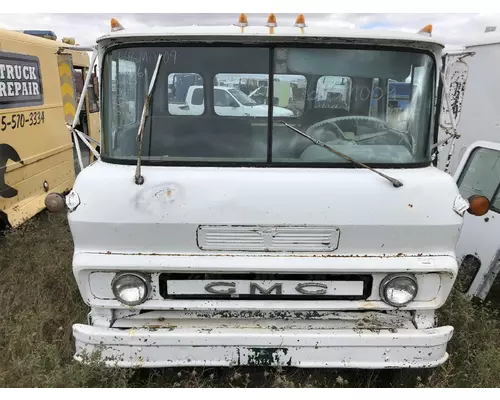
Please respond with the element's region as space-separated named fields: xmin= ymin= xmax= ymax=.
xmin=281 ymin=121 xmax=403 ymax=188
xmin=135 ymin=54 xmax=163 ymax=185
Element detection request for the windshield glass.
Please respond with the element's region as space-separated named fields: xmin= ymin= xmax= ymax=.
xmin=102 ymin=45 xmax=435 ymax=165
xmin=228 ymin=88 xmax=256 ymax=106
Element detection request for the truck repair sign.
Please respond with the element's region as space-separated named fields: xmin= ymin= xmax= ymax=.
xmin=0 ymin=51 xmax=43 ymax=109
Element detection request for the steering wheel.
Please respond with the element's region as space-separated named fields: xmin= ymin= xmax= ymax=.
xmin=305 ymin=115 xmax=393 ymax=142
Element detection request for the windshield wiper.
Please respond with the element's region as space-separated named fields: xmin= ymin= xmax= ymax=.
xmin=134 ymin=54 xmax=163 ymax=185
xmin=281 ymin=121 xmax=403 ymax=188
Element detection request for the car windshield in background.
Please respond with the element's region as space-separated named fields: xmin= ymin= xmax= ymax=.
xmin=102 ymin=45 xmax=435 ymax=165
xmin=228 ymin=88 xmax=257 ymax=106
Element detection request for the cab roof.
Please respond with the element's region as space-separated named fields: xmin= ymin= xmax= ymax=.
xmin=97 ymin=25 xmax=445 ymax=51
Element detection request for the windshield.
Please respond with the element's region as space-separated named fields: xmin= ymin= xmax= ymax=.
xmin=228 ymin=88 xmax=257 ymax=106
xmin=102 ymin=45 xmax=435 ymax=165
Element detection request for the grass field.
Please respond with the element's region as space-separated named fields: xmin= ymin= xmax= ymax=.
xmin=1 ymin=211 xmax=500 ymax=388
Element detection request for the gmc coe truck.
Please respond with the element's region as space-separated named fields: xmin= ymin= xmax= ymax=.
xmin=45 ymin=15 xmax=492 ymax=369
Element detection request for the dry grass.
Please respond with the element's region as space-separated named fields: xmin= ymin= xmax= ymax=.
xmin=1 ymin=211 xmax=500 ymax=387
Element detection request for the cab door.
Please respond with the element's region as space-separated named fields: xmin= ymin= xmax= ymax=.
xmin=59 ymin=56 xmax=91 ymax=171
xmin=83 ymin=65 xmax=101 ymax=156
xmin=453 ymin=140 xmax=500 ymax=300
xmin=72 ymin=65 xmax=98 ymax=166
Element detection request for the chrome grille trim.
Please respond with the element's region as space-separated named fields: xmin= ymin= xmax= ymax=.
xmin=197 ymin=225 xmax=340 ymax=252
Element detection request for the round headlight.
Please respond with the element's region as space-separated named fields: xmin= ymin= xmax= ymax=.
xmin=380 ymin=274 xmax=418 ymax=307
xmin=111 ymin=272 xmax=150 ymax=306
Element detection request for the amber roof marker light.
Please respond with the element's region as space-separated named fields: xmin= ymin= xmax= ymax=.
xmin=467 ymin=195 xmax=490 ymax=217
xmin=235 ymin=13 xmax=248 ymax=33
xmin=111 ymin=18 xmax=125 ymax=32
xmin=295 ymin=14 xmax=307 ymax=33
xmin=266 ymin=13 xmax=277 ymax=34
xmin=418 ymin=24 xmax=433 ymax=37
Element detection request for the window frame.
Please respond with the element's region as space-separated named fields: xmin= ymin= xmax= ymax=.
xmin=214 ymin=88 xmax=238 ymax=108
xmin=86 ymin=70 xmax=100 ymax=114
xmin=312 ymin=75 xmax=352 ymax=111
xmin=191 ymin=87 xmax=204 ymax=106
xmin=113 ymin=58 xmax=139 ymax=128
xmin=99 ymin=41 xmax=437 ymax=169
xmin=168 ymin=72 xmax=205 ymax=112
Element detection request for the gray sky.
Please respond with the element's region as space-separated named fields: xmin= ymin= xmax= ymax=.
xmin=0 ymin=13 xmax=499 ymax=48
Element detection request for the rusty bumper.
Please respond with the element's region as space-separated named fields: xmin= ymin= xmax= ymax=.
xmin=73 ymin=323 xmax=454 ymax=369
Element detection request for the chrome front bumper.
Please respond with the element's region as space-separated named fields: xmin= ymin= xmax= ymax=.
xmin=73 ymin=321 xmax=453 ymax=369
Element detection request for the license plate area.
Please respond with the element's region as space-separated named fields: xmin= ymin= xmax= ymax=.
xmin=159 ymin=273 xmax=372 ymax=300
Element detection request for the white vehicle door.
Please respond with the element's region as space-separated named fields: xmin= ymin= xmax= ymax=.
xmin=453 ymin=140 xmax=500 ymax=300
xmin=436 ymin=50 xmax=473 ymax=173
xmin=186 ymin=87 xmax=205 ymax=115
xmin=214 ymin=88 xmax=243 ymax=117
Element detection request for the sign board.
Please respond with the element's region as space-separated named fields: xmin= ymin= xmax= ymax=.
xmin=0 ymin=51 xmax=43 ymax=109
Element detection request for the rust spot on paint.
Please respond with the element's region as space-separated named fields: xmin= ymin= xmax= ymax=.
xmin=143 ymin=324 xmax=177 ymax=332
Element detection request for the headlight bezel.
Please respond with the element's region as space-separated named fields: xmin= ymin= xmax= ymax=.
xmin=379 ymin=273 xmax=418 ymax=307
xmin=111 ymin=272 xmax=151 ymax=306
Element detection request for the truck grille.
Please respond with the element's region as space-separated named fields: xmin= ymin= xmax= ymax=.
xmin=159 ymin=273 xmax=372 ymax=300
xmin=197 ymin=225 xmax=340 ymax=252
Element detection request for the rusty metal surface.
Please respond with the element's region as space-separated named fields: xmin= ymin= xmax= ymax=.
xmin=111 ymin=309 xmax=415 ymax=330
xmin=440 ymin=60 xmax=469 ymax=131
xmin=72 ymin=321 xmax=453 ymax=369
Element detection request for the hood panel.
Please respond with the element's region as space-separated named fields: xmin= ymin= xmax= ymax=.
xmin=68 ymin=161 xmax=463 ymax=256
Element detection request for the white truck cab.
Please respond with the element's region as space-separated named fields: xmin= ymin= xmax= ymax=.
xmin=45 ymin=16 xmax=492 ymax=369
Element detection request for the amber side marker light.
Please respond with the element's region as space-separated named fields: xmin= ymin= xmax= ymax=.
xmin=467 ymin=195 xmax=490 ymax=216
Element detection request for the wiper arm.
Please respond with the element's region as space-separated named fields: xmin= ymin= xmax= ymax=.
xmin=281 ymin=121 xmax=403 ymax=188
xmin=134 ymin=54 xmax=163 ymax=185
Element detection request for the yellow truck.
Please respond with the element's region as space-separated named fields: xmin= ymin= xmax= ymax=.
xmin=0 ymin=28 xmax=100 ymax=231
